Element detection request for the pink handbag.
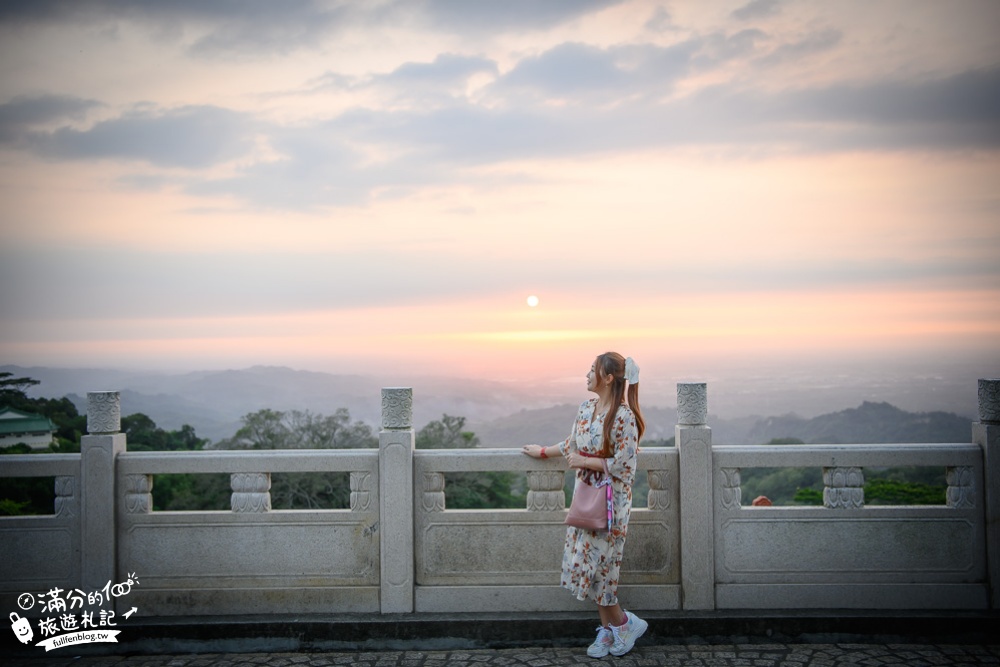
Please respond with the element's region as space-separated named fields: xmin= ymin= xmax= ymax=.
xmin=564 ymin=474 xmax=613 ymax=532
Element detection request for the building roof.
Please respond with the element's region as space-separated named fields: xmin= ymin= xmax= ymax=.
xmin=0 ymin=406 xmax=57 ymax=436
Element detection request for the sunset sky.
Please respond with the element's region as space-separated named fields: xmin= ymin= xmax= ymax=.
xmin=1 ymin=1 xmax=998 ymax=392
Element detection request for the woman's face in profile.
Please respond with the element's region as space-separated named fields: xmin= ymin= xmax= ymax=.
xmin=586 ymin=359 xmax=603 ymax=393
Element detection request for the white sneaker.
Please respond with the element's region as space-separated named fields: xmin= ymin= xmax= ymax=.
xmin=587 ymin=625 xmax=614 ymax=658
xmin=609 ymin=611 xmax=647 ymax=656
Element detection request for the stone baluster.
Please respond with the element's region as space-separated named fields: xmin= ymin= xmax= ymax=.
xmin=677 ymin=381 xmax=714 ymax=610
xmin=527 ymin=470 xmax=565 ymax=511
xmin=125 ymin=474 xmax=153 ymax=514
xmin=54 ymin=475 xmax=76 ymax=517
xmin=350 ymin=471 xmax=373 ymax=512
xmin=823 ymin=467 xmax=864 ymax=509
xmin=647 ymin=469 xmax=671 ymax=510
xmin=720 ymin=468 xmax=742 ymax=509
xmin=380 ymin=387 xmax=415 ymax=613
xmin=974 ymin=378 xmax=1000 ymax=607
xmin=81 ymin=391 xmax=126 ymax=591
xmin=946 ymin=466 xmax=975 ymax=509
xmin=422 ymin=472 xmax=446 ymax=512
xmin=231 ymin=472 xmax=271 ymax=512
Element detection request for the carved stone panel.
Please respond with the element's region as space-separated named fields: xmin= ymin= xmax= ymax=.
xmin=979 ymin=378 xmax=1000 ymax=424
xmin=125 ymin=473 xmax=153 ymax=514
xmin=422 ymin=472 xmax=446 ymax=512
xmin=54 ymin=475 xmax=76 ymax=517
xmin=381 ymin=388 xmax=413 ymax=430
xmin=720 ymin=468 xmax=742 ymax=510
xmin=231 ymin=472 xmax=271 ymax=512
xmin=350 ymin=471 xmax=373 ymax=512
xmin=677 ymin=383 xmax=707 ymax=426
xmin=527 ymin=470 xmax=565 ymax=511
xmin=823 ymin=466 xmax=864 ymax=509
xmin=87 ymin=391 xmax=121 ymax=434
xmin=946 ymin=466 xmax=975 ymax=509
xmin=647 ymin=469 xmax=671 ymax=510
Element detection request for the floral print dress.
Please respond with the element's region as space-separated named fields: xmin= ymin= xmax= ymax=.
xmin=557 ymin=397 xmax=639 ymax=606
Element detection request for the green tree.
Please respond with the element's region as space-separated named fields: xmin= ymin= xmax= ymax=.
xmin=416 ymin=414 xmax=480 ymax=449
xmin=0 ymin=373 xmax=83 ymax=513
xmin=217 ymin=408 xmax=376 ymax=450
xmin=865 ymin=478 xmax=946 ymax=505
xmin=0 ymin=373 xmax=86 ymax=452
xmin=0 ymin=372 xmax=39 ymax=400
xmin=416 ymin=414 xmax=526 ymax=510
xmin=740 ymin=466 xmax=823 ymax=505
xmin=213 ymin=408 xmax=376 ymax=509
xmin=221 ymin=408 xmax=290 ymax=449
xmin=0 ymin=444 xmax=53 ymax=515
xmin=123 ymin=413 xmax=208 ymax=452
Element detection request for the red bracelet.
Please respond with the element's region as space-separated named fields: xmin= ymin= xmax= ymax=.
xmin=539 ymin=448 xmax=548 ymax=459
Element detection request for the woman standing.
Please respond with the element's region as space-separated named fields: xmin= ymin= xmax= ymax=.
xmin=522 ymin=351 xmax=647 ymax=658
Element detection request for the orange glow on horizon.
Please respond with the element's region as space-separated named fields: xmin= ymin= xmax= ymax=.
xmin=5 ymin=286 xmax=997 ymax=380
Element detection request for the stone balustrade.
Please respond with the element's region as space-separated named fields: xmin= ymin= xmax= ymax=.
xmin=1 ymin=380 xmax=998 ymax=616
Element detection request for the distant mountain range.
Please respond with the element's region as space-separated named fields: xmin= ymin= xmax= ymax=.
xmin=3 ymin=365 xmax=976 ymax=446
xmin=4 ymin=364 xmax=552 ymax=442
xmin=472 ymin=400 xmax=972 ymax=447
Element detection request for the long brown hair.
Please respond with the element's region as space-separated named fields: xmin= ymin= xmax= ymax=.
xmin=595 ymin=352 xmax=646 ymax=457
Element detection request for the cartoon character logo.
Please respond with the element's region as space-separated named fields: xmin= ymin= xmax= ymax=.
xmin=9 ymin=612 xmax=33 ymax=644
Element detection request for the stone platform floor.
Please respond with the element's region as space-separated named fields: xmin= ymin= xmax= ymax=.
xmin=6 ymin=643 xmax=1000 ymax=667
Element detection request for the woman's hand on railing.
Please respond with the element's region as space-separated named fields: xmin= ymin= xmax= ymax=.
xmin=522 ymin=444 xmax=547 ymax=459
xmin=565 ymin=451 xmax=604 ymax=471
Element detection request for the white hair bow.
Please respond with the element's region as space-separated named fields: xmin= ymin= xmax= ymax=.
xmin=624 ymin=357 xmax=640 ymax=385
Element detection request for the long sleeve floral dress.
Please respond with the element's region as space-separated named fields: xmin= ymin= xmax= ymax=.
xmin=557 ymin=397 xmax=639 ymax=606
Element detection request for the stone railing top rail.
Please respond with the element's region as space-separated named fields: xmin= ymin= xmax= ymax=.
xmin=118 ymin=449 xmax=378 ymax=475
xmin=713 ymin=443 xmax=981 ymax=468
xmin=414 ymin=446 xmax=676 ymax=473
xmin=0 ymin=453 xmax=81 ymax=477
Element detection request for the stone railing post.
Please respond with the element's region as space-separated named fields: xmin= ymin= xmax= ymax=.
xmin=676 ymin=382 xmax=714 ymax=610
xmin=81 ymin=391 xmax=126 ymax=591
xmin=974 ymin=378 xmax=1000 ymax=608
xmin=379 ymin=387 xmax=415 ymax=613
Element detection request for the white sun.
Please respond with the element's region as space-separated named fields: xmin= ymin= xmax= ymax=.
xmin=526 ymin=295 xmax=539 ymax=308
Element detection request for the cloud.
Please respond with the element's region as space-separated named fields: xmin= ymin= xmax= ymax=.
xmin=693 ymin=28 xmax=767 ymax=65
xmin=498 ymin=42 xmax=636 ymax=99
xmin=407 ymin=0 xmax=624 ymax=32
xmin=4 ymin=39 xmax=997 ymax=210
xmin=782 ymin=67 xmax=1000 ymax=127
xmin=0 ymin=94 xmax=101 ymax=144
xmin=28 ymin=105 xmax=255 ymax=168
xmin=644 ymin=6 xmax=672 ymax=33
xmin=0 ymin=2 xmax=353 ymax=58
xmin=731 ymin=0 xmax=782 ymax=22
xmin=755 ymin=28 xmax=842 ymax=66
xmin=366 ymin=53 xmax=500 ymax=106
xmin=698 ymin=67 xmax=1000 ymax=150
xmin=492 ymin=39 xmax=703 ymax=104
xmin=335 ymin=63 xmax=1000 ymax=163
xmin=0 ymin=0 xmax=623 ymax=57
xmin=384 ymin=53 xmax=498 ymax=86
xmin=185 ymin=123 xmax=373 ymax=208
